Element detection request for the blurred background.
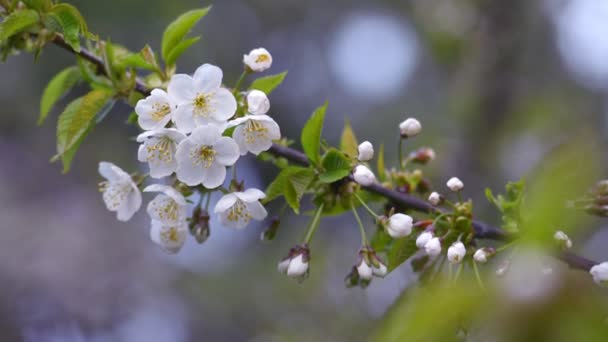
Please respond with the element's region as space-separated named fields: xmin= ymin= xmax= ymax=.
xmin=1 ymin=0 xmax=608 ymax=340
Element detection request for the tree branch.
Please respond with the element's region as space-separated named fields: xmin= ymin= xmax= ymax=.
xmin=48 ymin=34 xmax=598 ymax=273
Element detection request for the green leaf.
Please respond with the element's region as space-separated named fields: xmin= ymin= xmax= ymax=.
xmin=387 ymin=236 xmax=418 ymax=271
xmin=301 ymin=101 xmax=327 ymax=166
xmin=0 ymin=9 xmax=39 ymax=42
xmin=248 ymin=71 xmax=288 ymax=95
xmin=54 ymin=89 xmax=114 ymax=170
xmin=339 ymin=120 xmax=358 ymax=157
xmin=319 ymin=148 xmax=352 ymax=183
xmin=22 ymin=0 xmax=51 ymax=11
xmin=165 ymin=36 xmax=200 ymax=66
xmin=48 ymin=4 xmax=87 ymax=51
xmin=39 ymin=66 xmax=81 ymax=125
xmin=59 ymin=123 xmax=92 ymax=173
xmin=264 ymin=166 xmax=314 ymax=214
xmin=377 ymin=143 xmax=386 ymax=182
xmin=161 ymin=7 xmax=211 ymax=64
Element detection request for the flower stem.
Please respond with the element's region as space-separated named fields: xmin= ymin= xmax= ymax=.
xmin=304 ymin=203 xmax=325 ymax=244
xmin=351 ymin=201 xmax=369 ymax=246
xmin=398 ymin=137 xmax=405 ymax=170
xmin=455 ymin=262 xmax=464 ymax=281
xmin=473 ymin=259 xmax=486 ymax=291
xmin=204 ymin=191 xmax=212 ymax=211
xmin=496 ymin=240 xmax=517 ymax=253
xmin=353 ymin=192 xmax=379 ymax=219
xmin=232 ymin=70 xmax=249 ymax=97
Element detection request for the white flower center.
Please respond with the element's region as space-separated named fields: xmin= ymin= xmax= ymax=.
xmin=244 ymin=119 xmax=268 ymax=144
xmin=191 ymin=145 xmax=216 ymax=168
xmin=226 ymin=199 xmax=251 ymax=223
xmin=151 ymin=102 xmax=171 ymax=121
xmin=193 ymin=92 xmax=214 ymax=117
xmin=146 ymin=137 xmax=174 ymax=164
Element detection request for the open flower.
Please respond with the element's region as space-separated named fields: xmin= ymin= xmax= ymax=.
xmin=228 ymin=114 xmax=281 ymax=155
xmin=246 ymin=90 xmax=270 ymax=115
xmin=175 ymin=124 xmax=240 ymax=188
xmin=137 ymin=129 xmax=186 ymax=178
xmin=98 ymin=162 xmax=142 ymax=221
xmin=214 ymin=188 xmax=268 ymax=229
xmin=243 ymin=48 xmax=272 ymax=72
xmin=169 ymin=64 xmax=237 ymax=133
xmin=143 ymin=184 xmax=188 ymax=225
xmin=149 ymin=220 xmax=188 ymax=254
xmin=135 ymin=89 xmax=176 ymax=131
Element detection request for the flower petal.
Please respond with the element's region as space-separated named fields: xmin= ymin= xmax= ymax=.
xmin=247 ymin=201 xmax=268 ymax=221
xmin=116 ymin=186 xmax=142 ymax=221
xmin=213 ymin=193 xmax=238 ymax=213
xmin=175 ymin=140 xmax=205 ymax=186
xmin=211 ymin=88 xmax=237 ymax=121
xmin=236 ymin=188 xmax=266 ymax=202
xmin=200 ymin=162 xmax=226 ymax=189
xmin=173 ymin=103 xmax=197 ymax=134
xmin=167 ymin=74 xmax=196 ymax=104
xmin=193 ymin=64 xmax=223 ymax=92
xmin=98 ymin=161 xmax=121 ymax=182
xmin=214 ymin=137 xmax=240 ymax=165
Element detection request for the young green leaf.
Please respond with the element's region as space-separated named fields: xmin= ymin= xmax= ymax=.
xmin=301 ymin=101 xmax=328 ymax=166
xmin=248 ymin=71 xmax=287 ymax=95
xmin=48 ymin=4 xmax=87 ymax=51
xmin=264 ymin=166 xmax=314 ymax=214
xmin=39 ymin=66 xmax=81 ymax=125
xmin=165 ymin=36 xmax=200 ymax=67
xmin=55 ymin=89 xmax=114 ymax=167
xmin=340 ymin=120 xmax=358 ymax=157
xmin=21 ymin=0 xmax=51 ymax=11
xmin=319 ymin=148 xmax=352 ymax=183
xmin=0 ymin=9 xmax=40 ymax=42
xmin=161 ymin=7 xmax=211 ymax=64
xmin=388 ymin=236 xmax=418 ymax=271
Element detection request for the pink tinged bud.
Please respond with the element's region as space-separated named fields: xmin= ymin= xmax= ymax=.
xmin=447 ymin=242 xmax=466 ymax=264
xmin=357 ymin=141 xmax=374 ymax=161
xmin=399 ymin=118 xmax=421 ymax=138
xmin=446 ymin=177 xmax=464 ymax=192
xmin=387 ymin=213 xmax=413 ymax=238
xmin=353 ymin=165 xmax=376 ymax=186
xmin=416 ymin=231 xmax=434 ymax=249
xmin=424 ymin=237 xmax=442 ymax=257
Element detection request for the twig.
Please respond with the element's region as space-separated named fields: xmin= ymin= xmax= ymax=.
xmin=48 ymin=34 xmax=599 ymax=272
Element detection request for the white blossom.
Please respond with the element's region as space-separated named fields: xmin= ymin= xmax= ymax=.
xmin=175 ymin=124 xmax=240 ymax=188
xmin=399 ymin=118 xmax=421 ymax=137
xmin=357 ymin=141 xmax=374 ymax=162
xmin=553 ymin=230 xmax=572 ymax=249
xmin=424 ymin=237 xmax=442 ymax=257
xmin=277 ymin=258 xmax=290 ymax=273
xmin=243 ymin=47 xmax=272 ymax=72
xmin=228 ymin=115 xmax=281 ymax=155
xmin=357 ymin=259 xmax=373 ymax=280
xmin=447 ymin=241 xmax=466 ymax=264
xmin=446 ymin=177 xmax=464 ymax=192
xmin=428 ymin=192 xmax=441 ymax=206
xmin=214 ymin=188 xmax=268 ymax=229
xmin=149 ymin=220 xmax=188 ymax=254
xmin=286 ymin=254 xmax=308 ymax=277
xmin=98 ymin=162 xmax=142 ymax=222
xmin=353 ymin=165 xmax=376 ymax=186
xmin=135 ymin=89 xmax=176 ymax=131
xmin=246 ymin=90 xmax=270 ymax=115
xmin=372 ymin=260 xmax=388 ymax=278
xmin=474 ymin=248 xmax=489 ymax=263
xmin=387 ymin=213 xmax=413 ymax=238
xmin=169 ymin=64 xmax=237 ymax=133
xmin=590 ymin=262 xmax=608 ymax=286
xmin=137 ymin=128 xmax=186 ymax=178
xmin=416 ymin=231 xmax=434 ymax=249
xmin=143 ymin=184 xmax=188 ymax=226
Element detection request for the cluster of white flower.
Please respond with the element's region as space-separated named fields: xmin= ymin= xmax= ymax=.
xmin=99 ymin=50 xmax=280 ymax=253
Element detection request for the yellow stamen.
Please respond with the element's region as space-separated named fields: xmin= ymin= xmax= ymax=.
xmin=151 ymin=102 xmax=171 ymax=122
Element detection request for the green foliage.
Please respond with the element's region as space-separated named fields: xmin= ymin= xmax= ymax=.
xmin=376 ymin=143 xmax=386 ymax=181
xmin=54 ymin=89 xmax=115 ymax=172
xmin=39 ymin=66 xmax=81 ymax=125
xmin=301 ymin=101 xmax=327 ymax=166
xmin=161 ymin=7 xmax=210 ymax=65
xmin=248 ymin=71 xmax=287 ymax=95
xmin=264 ymin=166 xmax=315 ymax=214
xmin=485 ymin=179 xmax=525 ymax=233
xmin=339 ymin=120 xmax=358 ymax=158
xmin=47 ymin=3 xmax=88 ymax=51
xmin=164 ymin=36 xmax=200 ymax=66
xmin=0 ymin=9 xmax=39 ymax=42
xmin=387 ymin=236 xmax=418 ymax=271
xmin=319 ymin=148 xmax=352 ymax=183
xmin=21 ymin=0 xmax=52 ymax=11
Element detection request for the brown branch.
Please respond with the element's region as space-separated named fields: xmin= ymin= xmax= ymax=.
xmin=48 ymin=34 xmax=598 ymax=273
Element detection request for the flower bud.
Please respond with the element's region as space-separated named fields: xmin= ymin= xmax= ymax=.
xmin=473 ymin=247 xmax=495 ymax=263
xmin=446 ymin=177 xmax=464 ymax=192
xmin=447 ymin=241 xmax=466 ymax=264
xmin=356 ymin=259 xmax=373 ymax=280
xmin=277 ymin=258 xmax=291 ymax=273
xmin=428 ymin=192 xmax=442 ymax=206
xmin=399 ymin=118 xmax=421 ymax=138
xmin=357 ymin=141 xmax=374 ymax=162
xmin=416 ymin=231 xmax=434 ymax=249
xmin=278 ymin=245 xmax=310 ymax=281
xmin=410 ymin=147 xmax=435 ymax=164
xmin=424 ymin=237 xmax=442 ymax=257
xmin=353 ymin=165 xmax=376 ymax=186
xmin=287 ymin=254 xmax=309 ymax=277
xmin=553 ymin=230 xmax=572 ymax=249
xmin=189 ymin=207 xmax=210 ymax=244
xmin=243 ymin=47 xmax=272 ymax=72
xmin=387 ymin=213 xmax=413 ymax=238
xmin=246 ymin=90 xmax=270 ymax=115
xmin=344 ymin=266 xmax=360 ymax=288
xmin=590 ymin=262 xmax=608 ymax=286
xmin=372 ymin=259 xmax=388 ymax=278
